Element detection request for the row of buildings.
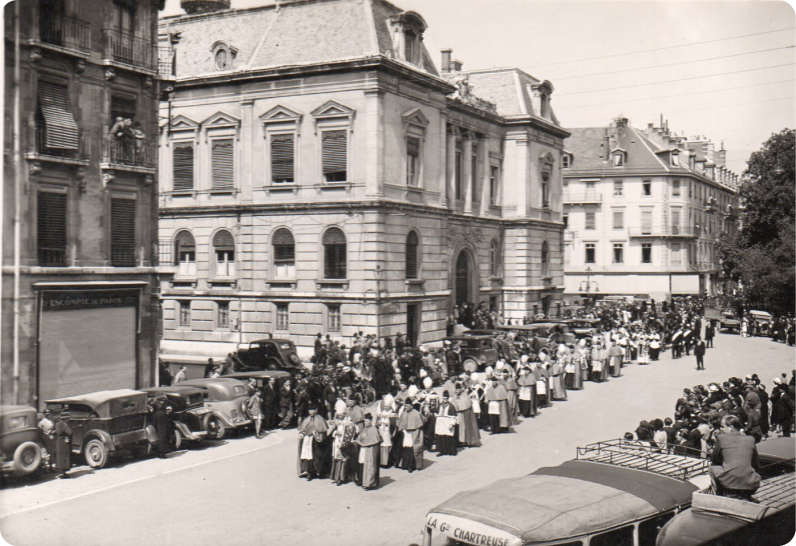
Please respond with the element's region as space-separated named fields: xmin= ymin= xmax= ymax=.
xmin=2 ymin=0 xmax=739 ymax=406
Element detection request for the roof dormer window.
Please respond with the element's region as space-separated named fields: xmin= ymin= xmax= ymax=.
xmin=671 ymin=150 xmax=680 ymax=167
xmin=562 ymin=151 xmax=572 ymax=169
xmin=612 ymin=149 xmax=626 ymax=167
xmin=391 ymin=11 xmax=428 ymax=67
xmin=211 ymin=41 xmax=237 ymax=71
xmin=405 ymin=29 xmax=417 ymax=64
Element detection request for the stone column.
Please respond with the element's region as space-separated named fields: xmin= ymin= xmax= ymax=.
xmin=240 ymin=100 xmax=254 ymax=203
xmin=439 ymin=115 xmax=449 ymax=207
xmin=365 ymin=89 xmax=384 ymax=197
xmin=463 ymin=133 xmax=473 ymax=213
xmin=479 ymin=136 xmax=491 ymax=215
xmin=446 ymin=125 xmax=456 ymax=209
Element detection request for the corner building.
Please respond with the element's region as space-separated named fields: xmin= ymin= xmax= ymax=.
xmin=2 ymin=0 xmax=167 ymax=407
xmin=562 ymin=118 xmax=739 ymax=302
xmin=157 ymin=0 xmax=568 ymax=366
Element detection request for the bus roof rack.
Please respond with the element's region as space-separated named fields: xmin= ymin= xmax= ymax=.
xmin=576 ymin=439 xmax=710 ymax=481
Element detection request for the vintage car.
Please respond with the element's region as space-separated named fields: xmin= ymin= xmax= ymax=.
xmin=179 ymin=378 xmax=251 ymax=436
xmin=141 ymin=386 xmax=224 ymax=447
xmin=221 ymin=370 xmax=292 ymax=395
xmin=0 ymin=405 xmax=45 ymax=478
xmin=563 ymin=318 xmax=602 ymax=339
xmin=655 ymin=436 xmax=795 ymax=546
xmin=497 ymin=324 xmax=551 ymax=350
xmin=232 ymin=335 xmax=303 ymax=373
xmin=45 ymin=390 xmax=157 ymax=468
xmin=444 ymin=335 xmax=499 ymax=373
xmin=747 ymin=310 xmax=773 ymax=336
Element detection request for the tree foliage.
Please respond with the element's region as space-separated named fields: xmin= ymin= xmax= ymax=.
xmin=718 ymin=129 xmax=795 ymax=315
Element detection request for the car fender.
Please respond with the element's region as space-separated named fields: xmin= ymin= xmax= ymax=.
xmin=144 ymin=424 xmax=159 ymax=444
xmin=82 ymin=430 xmax=114 ymax=454
xmin=173 ymin=421 xmax=199 ymax=440
xmin=211 ymin=410 xmax=235 ymax=429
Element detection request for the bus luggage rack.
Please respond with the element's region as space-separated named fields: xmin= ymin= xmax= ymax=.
xmin=752 ymin=472 xmax=795 ymax=511
xmin=576 ymin=439 xmax=710 ymax=480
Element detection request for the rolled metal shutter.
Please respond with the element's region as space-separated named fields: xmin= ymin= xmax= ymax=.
xmin=37 ymin=190 xmax=68 ymax=266
xmin=38 ymin=305 xmax=137 ymax=408
xmin=212 ymin=139 xmax=235 ymax=190
xmin=38 ymin=81 xmax=79 ymax=150
xmin=321 ymin=130 xmax=346 ymax=179
xmin=270 ymin=135 xmax=294 ymax=183
xmin=173 ymin=144 xmax=194 ymax=191
xmin=111 ymin=198 xmax=136 ymax=266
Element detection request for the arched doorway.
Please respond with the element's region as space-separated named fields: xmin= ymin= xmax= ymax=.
xmin=455 ymin=249 xmax=472 ymax=308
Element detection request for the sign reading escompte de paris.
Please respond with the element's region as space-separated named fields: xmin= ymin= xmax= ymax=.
xmin=42 ymin=289 xmax=139 ymax=311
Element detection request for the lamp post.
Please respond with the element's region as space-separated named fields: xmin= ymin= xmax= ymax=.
xmin=579 ymin=266 xmax=599 ymax=307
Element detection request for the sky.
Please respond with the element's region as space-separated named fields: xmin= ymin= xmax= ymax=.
xmin=162 ymin=0 xmax=796 ymax=173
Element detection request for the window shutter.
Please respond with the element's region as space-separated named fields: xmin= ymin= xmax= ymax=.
xmin=406 ymin=231 xmax=418 ymax=279
xmin=273 ymin=228 xmax=295 ymax=263
xmin=38 ymin=81 xmax=79 ymax=150
xmin=323 ymin=228 xmax=347 ymax=279
xmin=173 ymin=144 xmax=194 ymax=191
xmin=111 ymin=198 xmax=136 ymax=266
xmin=406 ymin=136 xmax=420 ymax=157
xmin=322 ymin=130 xmax=347 ymax=177
xmin=271 ymin=135 xmax=294 ymax=183
xmin=212 ymin=139 xmax=235 ymax=189
xmin=213 ymin=230 xmax=235 ymax=251
xmin=37 ymin=190 xmax=67 ymax=266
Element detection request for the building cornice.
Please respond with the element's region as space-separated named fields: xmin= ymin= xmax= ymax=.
xmin=563 ymin=169 xmax=737 ymax=193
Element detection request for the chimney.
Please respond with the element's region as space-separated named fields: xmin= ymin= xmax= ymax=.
xmin=441 ymin=48 xmax=452 ymax=74
xmin=451 ymin=59 xmax=463 ymax=72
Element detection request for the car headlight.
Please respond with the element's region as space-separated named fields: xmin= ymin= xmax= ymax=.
xmin=231 ymin=410 xmax=238 ymax=421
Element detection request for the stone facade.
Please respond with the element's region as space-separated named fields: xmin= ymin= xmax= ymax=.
xmin=2 ymin=0 xmax=167 ymax=407
xmin=157 ymin=0 xmax=567 ymax=365
xmin=562 ymin=117 xmax=739 ymax=303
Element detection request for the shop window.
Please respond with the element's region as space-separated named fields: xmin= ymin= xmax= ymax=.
xmin=322 ymin=130 xmax=347 ymax=182
xmin=217 ymin=302 xmax=230 ymax=329
xmin=585 ymin=243 xmax=596 ymax=264
xmin=213 ymin=230 xmax=235 ymax=277
xmin=37 ymin=189 xmax=68 ymax=266
xmin=110 ymin=197 xmax=136 ymax=267
xmin=406 ymin=231 xmax=419 ymax=279
xmin=642 ymin=243 xmax=652 ymax=264
xmin=273 ymin=228 xmax=296 ymax=278
xmin=327 ymin=305 xmax=341 ymax=332
xmin=271 ymin=134 xmax=295 ymax=184
xmin=323 ymin=227 xmax=347 ymax=279
xmin=174 ymin=230 xmax=196 ymax=276
xmin=276 ymin=303 xmax=289 ymax=331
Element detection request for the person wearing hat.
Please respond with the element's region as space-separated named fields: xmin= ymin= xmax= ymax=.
xmin=485 ymin=377 xmax=510 ymax=434
xmin=329 ymin=406 xmax=356 ymax=486
xmin=375 ymin=394 xmax=397 ymax=468
xmin=397 ymin=399 xmax=425 ymax=472
xmin=38 ymin=409 xmax=56 ymax=473
xmin=355 ymin=413 xmax=381 ymax=490
xmin=346 ymin=397 xmax=365 ymax=433
xmin=421 ymin=390 xmax=439 ymax=451
xmin=151 ymin=393 xmax=174 ymax=458
xmin=247 ymin=386 xmax=265 ymax=439
xmin=453 ymin=382 xmax=480 ymax=447
xmin=434 ymin=391 xmax=458 ymax=456
xmin=54 ymin=410 xmax=73 ymax=478
xmin=297 ymin=405 xmax=329 ymax=481
xmin=517 ymin=367 xmax=536 ymax=418
xmin=694 ymin=337 xmax=706 ymax=371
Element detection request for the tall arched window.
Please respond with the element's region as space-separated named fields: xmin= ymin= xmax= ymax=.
xmin=213 ymin=230 xmax=235 ymax=277
xmin=541 ymin=240 xmax=549 ymax=278
xmin=273 ymin=228 xmax=295 ymax=278
xmin=323 ymin=227 xmax=347 ymax=279
xmin=490 ymin=239 xmax=501 ymax=276
xmin=406 ymin=231 xmax=419 ymax=279
xmin=174 ymin=230 xmax=196 ymax=277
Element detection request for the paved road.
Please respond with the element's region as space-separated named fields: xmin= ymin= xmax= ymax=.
xmin=1 ymin=333 xmax=793 ymax=546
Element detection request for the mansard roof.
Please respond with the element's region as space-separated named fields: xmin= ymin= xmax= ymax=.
xmin=161 ymin=0 xmax=439 ymax=80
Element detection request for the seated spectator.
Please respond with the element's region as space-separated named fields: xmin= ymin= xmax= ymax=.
xmin=710 ymin=415 xmax=761 ymax=501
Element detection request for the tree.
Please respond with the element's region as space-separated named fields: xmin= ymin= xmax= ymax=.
xmin=718 ymin=129 xmax=795 ymax=315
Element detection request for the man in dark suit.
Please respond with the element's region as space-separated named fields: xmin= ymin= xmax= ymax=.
xmin=710 ymin=415 xmax=761 ymax=500
xmin=705 ymin=322 xmax=715 ymax=348
xmin=694 ymin=339 xmax=706 ymax=370
xmin=261 ymin=377 xmax=278 ymax=430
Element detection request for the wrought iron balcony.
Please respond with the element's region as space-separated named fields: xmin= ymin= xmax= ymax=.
xmin=628 ymin=226 xmax=698 ymax=238
xmin=33 ymin=125 xmax=90 ymax=161
xmin=102 ymin=29 xmax=157 ymax=72
xmin=102 ymin=134 xmax=157 ymax=169
xmin=111 ymin=246 xmax=137 ymax=267
xmin=158 ymin=47 xmax=176 ymax=79
xmin=563 ymin=192 xmax=602 ymax=204
xmin=39 ymin=13 xmax=91 ymax=53
xmin=38 ymin=247 xmax=67 ymax=267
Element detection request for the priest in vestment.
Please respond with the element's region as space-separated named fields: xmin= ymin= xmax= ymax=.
xmin=355 ymin=413 xmax=381 ymax=490
xmin=397 ymin=400 xmax=425 ymax=472
xmin=434 ymin=391 xmax=458 ymax=456
xmin=453 ymin=383 xmax=480 ymax=447
xmin=517 ymin=367 xmax=536 ymax=418
xmin=485 ymin=378 xmax=510 ymax=434
xmin=298 ymin=406 xmax=330 ymax=480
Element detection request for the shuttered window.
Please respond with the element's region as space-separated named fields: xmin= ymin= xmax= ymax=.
xmin=213 ymin=230 xmax=235 ymax=277
xmin=111 ymin=198 xmax=136 ymax=267
xmin=406 ymin=136 xmax=420 ymax=186
xmin=406 ymin=231 xmax=419 ymax=279
xmin=38 ymin=81 xmax=79 ymax=150
xmin=173 ymin=144 xmax=194 ymax=191
xmin=323 ymin=227 xmax=346 ymax=279
xmin=211 ymin=139 xmax=235 ymax=190
xmin=174 ymin=230 xmax=196 ymax=276
xmin=322 ymin=130 xmax=347 ymax=182
xmin=273 ymin=228 xmax=295 ymax=278
xmin=271 ymin=135 xmax=295 ymax=183
xmin=37 ymin=190 xmax=68 ymax=266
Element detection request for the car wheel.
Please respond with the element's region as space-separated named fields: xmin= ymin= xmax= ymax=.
xmin=173 ymin=429 xmax=183 ymax=451
xmin=84 ymin=438 xmax=108 ymax=468
xmin=462 ymin=358 xmax=478 ymax=373
xmin=204 ymin=413 xmax=225 ymax=440
xmin=132 ymin=442 xmax=153 ymax=460
xmin=12 ymin=442 xmax=42 ymax=477
xmin=265 ymin=358 xmax=280 ymax=371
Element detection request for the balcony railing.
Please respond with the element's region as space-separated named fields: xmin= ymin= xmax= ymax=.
xmin=102 ymin=29 xmax=157 ymax=72
xmin=628 ymin=226 xmax=698 ymax=238
xmin=38 ymin=247 xmax=67 ymax=267
xmin=102 ymin=134 xmax=157 ymax=168
xmin=158 ymin=47 xmax=176 ymax=79
xmin=563 ymin=192 xmax=602 ymax=204
xmin=111 ymin=246 xmax=137 ymax=267
xmin=33 ymin=125 xmax=91 ymax=161
xmin=40 ymin=13 xmax=91 ymax=53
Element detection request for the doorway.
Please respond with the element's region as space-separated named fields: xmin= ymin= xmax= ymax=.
xmin=455 ymin=250 xmax=471 ymax=308
xmin=406 ymin=303 xmax=420 ymax=347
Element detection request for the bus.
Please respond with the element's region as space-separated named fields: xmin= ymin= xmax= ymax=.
xmin=421 ymin=439 xmax=711 ymax=546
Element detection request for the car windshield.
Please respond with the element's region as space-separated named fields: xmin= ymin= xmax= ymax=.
xmin=280 ymin=343 xmax=292 ymax=350
xmin=233 ymin=385 xmax=246 ymax=396
xmin=186 ymin=393 xmax=204 ymax=407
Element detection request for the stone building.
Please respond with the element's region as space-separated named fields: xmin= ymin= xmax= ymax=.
xmin=2 ymin=0 xmax=168 ymax=407
xmin=157 ymin=0 xmax=568 ymax=367
xmin=562 ymin=117 xmax=739 ymax=303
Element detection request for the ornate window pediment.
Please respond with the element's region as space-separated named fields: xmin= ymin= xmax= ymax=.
xmin=170 ymin=114 xmax=200 ymax=133
xmin=201 ymin=111 xmax=241 ymax=141
xmin=260 ymin=105 xmax=303 ymax=136
xmin=402 ymin=108 xmax=429 ymax=131
xmin=311 ymin=100 xmax=355 ymax=135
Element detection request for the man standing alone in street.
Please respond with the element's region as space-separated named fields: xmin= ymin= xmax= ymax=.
xmin=695 ymin=338 xmax=706 ymax=371
xmin=705 ymin=322 xmax=715 ymax=348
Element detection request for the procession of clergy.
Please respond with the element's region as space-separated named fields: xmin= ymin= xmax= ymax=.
xmin=296 ymin=324 xmax=668 ymax=490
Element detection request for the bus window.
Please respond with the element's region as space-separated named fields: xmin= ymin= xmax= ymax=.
xmin=590 ymin=526 xmax=633 ymax=546
xmin=638 ymin=512 xmax=675 ymax=546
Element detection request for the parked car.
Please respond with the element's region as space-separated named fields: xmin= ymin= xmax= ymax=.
xmin=563 ymin=318 xmax=601 ymax=339
xmin=221 ymin=370 xmax=292 ymax=396
xmin=45 ymin=390 xmax=157 ymax=468
xmin=445 ymin=335 xmax=499 ymax=373
xmin=705 ymin=307 xmax=741 ymax=333
xmin=747 ymin=310 xmax=773 ymax=336
xmin=0 ymin=405 xmax=45 ymax=479
xmin=179 ymin=378 xmax=251 ymax=436
xmin=233 ymin=335 xmax=303 ymax=373
xmin=141 ymin=386 xmax=224 ymax=447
